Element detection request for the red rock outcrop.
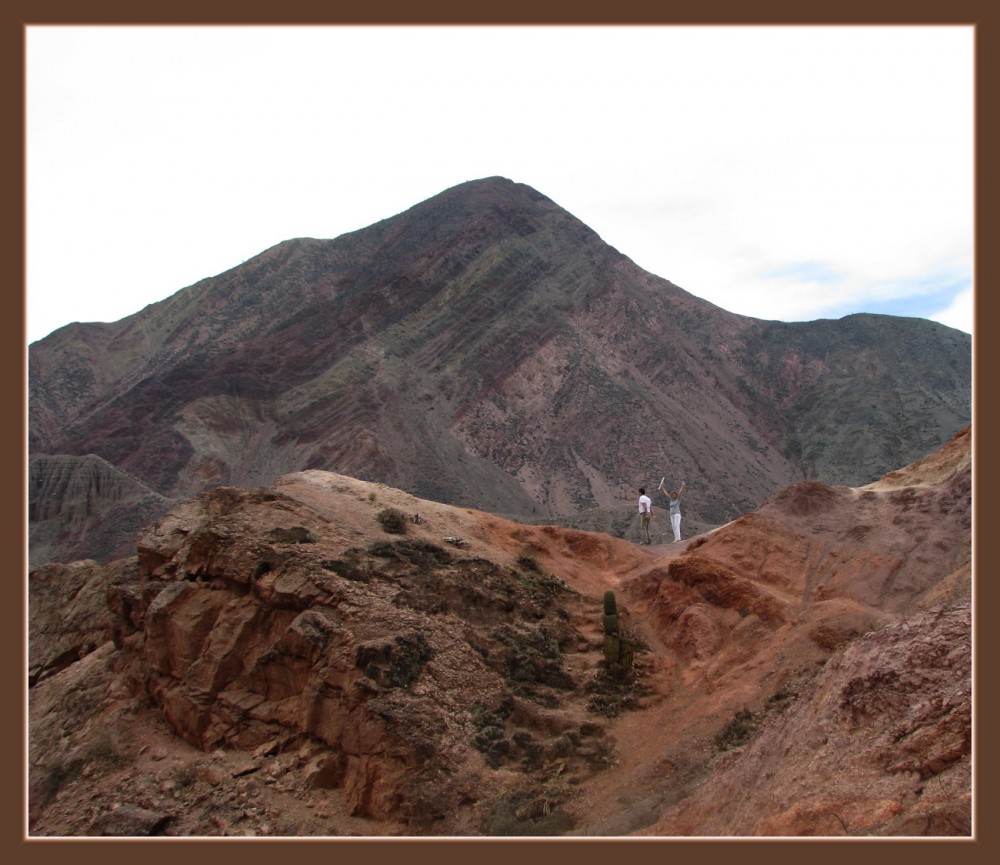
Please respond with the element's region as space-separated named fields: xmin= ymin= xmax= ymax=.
xmin=28 ymin=557 xmax=135 ymax=685
xmin=105 ymin=476 xmax=629 ymax=829
xmin=27 ymin=429 xmax=973 ymax=837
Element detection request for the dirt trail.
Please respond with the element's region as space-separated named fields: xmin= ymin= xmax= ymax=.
xmin=559 ymin=535 xmax=722 ymax=836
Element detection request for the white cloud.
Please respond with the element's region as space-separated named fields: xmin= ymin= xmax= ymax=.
xmin=25 ymin=25 xmax=973 ymax=342
xmin=928 ymin=287 xmax=975 ymax=334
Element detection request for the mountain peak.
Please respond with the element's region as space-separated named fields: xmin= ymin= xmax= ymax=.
xmin=28 ymin=178 xmax=971 ymax=567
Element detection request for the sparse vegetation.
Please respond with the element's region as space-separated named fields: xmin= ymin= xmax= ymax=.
xmin=367 ymin=538 xmax=452 ymax=566
xmin=355 ymin=633 xmax=433 ymax=688
xmin=483 ymin=786 xmax=576 ymax=836
xmin=516 ymin=553 xmax=541 ymax=572
xmin=320 ymin=550 xmax=368 ymax=582
xmin=268 ymin=526 xmax=317 ymax=544
xmin=471 ymin=699 xmax=514 ymax=769
xmin=376 ymin=507 xmax=408 ymax=534
xmin=492 ymin=625 xmax=575 ymax=692
xmin=714 ymin=707 xmax=760 ymax=752
xmin=586 ymin=667 xmax=643 ymax=717
xmin=516 ymin=559 xmax=569 ymax=600
xmin=85 ymin=730 xmax=129 ymax=768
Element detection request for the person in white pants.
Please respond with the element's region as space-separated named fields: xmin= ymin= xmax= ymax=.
xmin=661 ymin=480 xmax=686 ymax=542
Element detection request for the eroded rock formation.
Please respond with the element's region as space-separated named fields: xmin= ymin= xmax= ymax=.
xmin=27 ymin=429 xmax=972 ymax=836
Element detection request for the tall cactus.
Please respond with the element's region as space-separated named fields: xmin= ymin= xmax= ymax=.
xmin=603 ymin=590 xmax=621 ymax=666
xmin=601 ymin=589 xmax=633 ymax=675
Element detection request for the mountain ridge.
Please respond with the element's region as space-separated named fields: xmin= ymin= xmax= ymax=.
xmin=28 ymin=176 xmax=971 ymax=567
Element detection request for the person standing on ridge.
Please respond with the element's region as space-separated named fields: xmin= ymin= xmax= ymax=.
xmin=637 ymin=487 xmax=653 ymax=545
xmin=659 ymin=479 xmax=686 ymax=542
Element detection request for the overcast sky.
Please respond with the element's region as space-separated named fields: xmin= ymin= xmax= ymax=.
xmin=25 ymin=25 xmax=974 ymax=344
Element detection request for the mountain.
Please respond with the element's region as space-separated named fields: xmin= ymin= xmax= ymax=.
xmin=28 ymin=454 xmax=175 ymax=570
xmin=26 ymin=427 xmax=971 ymax=836
xmin=27 ymin=176 xmax=971 ymax=566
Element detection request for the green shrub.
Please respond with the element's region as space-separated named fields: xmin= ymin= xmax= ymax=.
xmin=320 ymin=555 xmax=368 ymax=582
xmin=715 ymin=707 xmax=759 ymax=751
xmin=367 ymin=538 xmax=451 ymax=566
xmin=585 ymin=666 xmax=644 ymax=717
xmin=268 ymin=525 xmax=317 ymax=544
xmin=516 ymin=554 xmax=541 ymax=572
xmin=484 ymin=789 xmax=575 ymax=836
xmin=376 ymin=507 xmax=408 ymax=534
xmin=517 ymin=567 xmax=568 ymax=600
xmin=355 ymin=633 xmax=432 ymax=688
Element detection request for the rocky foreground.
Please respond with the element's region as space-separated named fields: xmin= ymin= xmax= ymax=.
xmin=27 ymin=428 xmax=972 ymax=837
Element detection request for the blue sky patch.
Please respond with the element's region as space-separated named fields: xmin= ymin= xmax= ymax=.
xmin=762 ymin=262 xmax=845 ymax=285
xmin=822 ymin=270 xmax=971 ymax=323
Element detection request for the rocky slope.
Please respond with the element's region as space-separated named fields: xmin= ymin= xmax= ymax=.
xmin=28 ymin=454 xmax=176 ymax=569
xmin=27 ymin=427 xmax=972 ymax=836
xmin=640 ymin=600 xmax=971 ymax=836
xmin=27 ymin=176 xmax=971 ymax=567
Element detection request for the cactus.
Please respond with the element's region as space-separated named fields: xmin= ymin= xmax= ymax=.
xmin=600 ymin=589 xmax=632 ymax=675
xmin=603 ymin=634 xmax=621 ymax=666
xmin=602 ymin=591 xmax=621 ymax=665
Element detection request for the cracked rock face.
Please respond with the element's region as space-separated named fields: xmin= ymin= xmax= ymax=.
xmin=106 ymin=481 xmax=618 ymax=828
xmin=29 ymin=557 xmax=138 ymax=686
